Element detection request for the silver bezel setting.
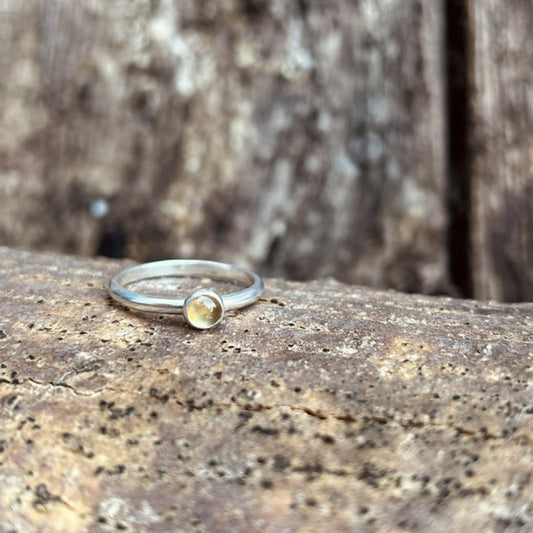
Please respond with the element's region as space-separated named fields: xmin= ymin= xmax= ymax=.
xmin=183 ymin=288 xmax=225 ymax=330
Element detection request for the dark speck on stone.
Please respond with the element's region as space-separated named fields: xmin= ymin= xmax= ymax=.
xmin=273 ymin=454 xmax=290 ymax=472
xmin=251 ymin=426 xmax=279 ymax=436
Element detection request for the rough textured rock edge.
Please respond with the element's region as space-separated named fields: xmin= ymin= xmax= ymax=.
xmin=0 ymin=247 xmax=532 ymax=532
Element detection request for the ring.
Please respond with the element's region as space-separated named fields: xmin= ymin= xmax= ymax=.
xmin=108 ymin=259 xmax=264 ymax=330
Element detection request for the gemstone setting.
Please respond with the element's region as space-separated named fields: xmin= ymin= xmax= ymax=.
xmin=183 ymin=288 xmax=225 ymax=329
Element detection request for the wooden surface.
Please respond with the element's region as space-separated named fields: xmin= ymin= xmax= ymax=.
xmin=468 ymin=0 xmax=533 ymax=301
xmin=0 ymin=246 xmax=532 ymax=532
xmin=0 ymin=0 xmax=448 ymax=294
xmin=0 ymin=0 xmax=531 ymax=303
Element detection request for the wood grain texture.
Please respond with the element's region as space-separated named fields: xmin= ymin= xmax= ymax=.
xmin=0 ymin=0 xmax=449 ymax=294
xmin=468 ymin=0 xmax=533 ymax=301
xmin=0 ymin=247 xmax=532 ymax=531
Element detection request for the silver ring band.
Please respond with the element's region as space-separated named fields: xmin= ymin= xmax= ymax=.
xmin=109 ymin=259 xmax=264 ymax=329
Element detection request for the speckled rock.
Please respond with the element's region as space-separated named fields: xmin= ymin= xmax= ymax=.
xmin=0 ymin=246 xmax=532 ymax=532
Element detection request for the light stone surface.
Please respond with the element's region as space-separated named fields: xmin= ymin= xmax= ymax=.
xmin=0 ymin=246 xmax=532 ymax=532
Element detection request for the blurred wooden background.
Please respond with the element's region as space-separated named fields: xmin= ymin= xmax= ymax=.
xmin=0 ymin=0 xmax=531 ymax=301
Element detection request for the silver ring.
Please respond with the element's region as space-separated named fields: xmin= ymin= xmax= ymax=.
xmin=109 ymin=259 xmax=264 ymax=330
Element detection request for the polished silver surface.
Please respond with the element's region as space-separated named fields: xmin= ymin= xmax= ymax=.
xmin=109 ymin=259 xmax=264 ymax=316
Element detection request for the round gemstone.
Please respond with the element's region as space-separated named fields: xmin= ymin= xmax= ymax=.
xmin=184 ymin=290 xmax=224 ymax=329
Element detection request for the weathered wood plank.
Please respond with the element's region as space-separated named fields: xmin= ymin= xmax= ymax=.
xmin=0 ymin=247 xmax=532 ymax=531
xmin=468 ymin=0 xmax=533 ymax=301
xmin=0 ymin=0 xmax=449 ymax=294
